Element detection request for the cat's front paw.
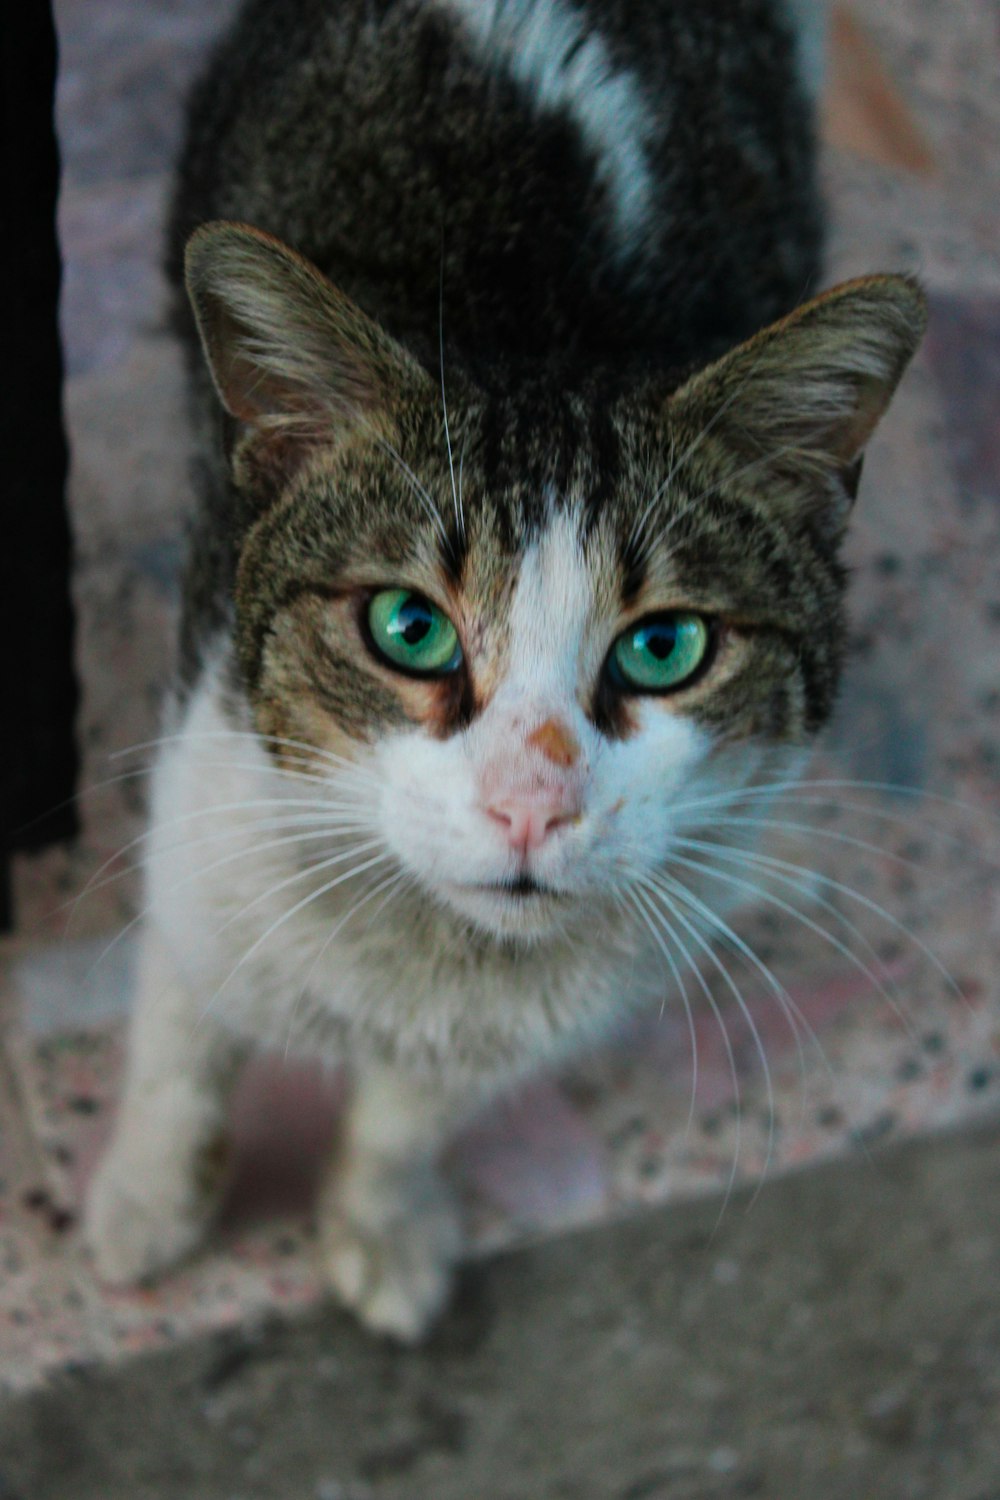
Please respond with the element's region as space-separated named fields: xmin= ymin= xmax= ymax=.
xmin=84 ymin=1134 xmax=228 ymax=1286
xmin=318 ymin=1168 xmax=463 ymax=1342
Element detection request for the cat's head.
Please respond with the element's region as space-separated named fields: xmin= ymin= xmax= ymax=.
xmin=185 ymin=223 xmax=926 ymax=943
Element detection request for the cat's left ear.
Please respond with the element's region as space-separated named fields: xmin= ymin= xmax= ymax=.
xmin=184 ymin=220 xmax=433 ymax=471
xmin=666 ymin=275 xmax=928 ymax=536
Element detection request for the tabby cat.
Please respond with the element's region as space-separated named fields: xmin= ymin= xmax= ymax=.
xmin=85 ymin=0 xmax=926 ymax=1338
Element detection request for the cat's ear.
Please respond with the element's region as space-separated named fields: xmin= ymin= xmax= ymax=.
xmin=184 ymin=220 xmax=431 ymax=455
xmin=666 ymin=275 xmax=927 ymax=536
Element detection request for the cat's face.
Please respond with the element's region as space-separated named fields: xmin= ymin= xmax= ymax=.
xmin=361 ymin=502 xmax=777 ymax=942
xmin=185 ymin=224 xmax=926 ymax=944
xmin=236 ymin=394 xmax=823 ymax=944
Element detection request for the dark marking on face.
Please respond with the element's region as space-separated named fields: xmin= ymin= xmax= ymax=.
xmin=591 ymin=669 xmax=639 ymax=741
xmin=438 ymin=518 xmax=468 ymax=588
xmin=527 ymin=717 xmax=581 ymax=768
xmin=578 ymin=397 xmax=623 ymax=533
xmin=619 ymin=529 xmax=648 ymax=608
xmin=424 ymin=664 xmax=477 ymax=738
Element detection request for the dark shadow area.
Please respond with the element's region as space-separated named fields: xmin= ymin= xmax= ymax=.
xmin=1 ymin=0 xmax=80 ymax=929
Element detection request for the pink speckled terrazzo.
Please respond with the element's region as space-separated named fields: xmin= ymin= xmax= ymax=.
xmin=0 ymin=0 xmax=997 ymax=1389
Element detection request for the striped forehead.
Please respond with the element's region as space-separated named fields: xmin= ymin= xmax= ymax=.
xmin=503 ymin=506 xmax=593 ymax=695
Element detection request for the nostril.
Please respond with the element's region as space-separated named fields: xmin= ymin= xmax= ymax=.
xmin=544 ymin=808 xmax=577 ymax=834
xmin=485 ymin=802 xmax=534 ymax=851
xmin=484 ymin=798 xmax=580 ymax=852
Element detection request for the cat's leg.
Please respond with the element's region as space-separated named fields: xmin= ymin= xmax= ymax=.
xmin=85 ymin=923 xmax=246 ymax=1284
xmin=318 ymin=1063 xmax=473 ymax=1342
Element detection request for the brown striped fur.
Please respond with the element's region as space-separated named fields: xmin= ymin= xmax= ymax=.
xmin=184 ymin=225 xmax=925 ymax=764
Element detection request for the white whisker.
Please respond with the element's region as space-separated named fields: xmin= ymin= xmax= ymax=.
xmin=673 ymin=775 xmax=1000 ymax=826
xmin=647 ymin=867 xmax=838 ymax=1118
xmin=213 ymin=838 xmax=387 ymax=938
xmin=372 ymin=433 xmax=450 ymax=550
xmin=666 ymin=840 xmax=923 ymax=1041
xmin=630 ymin=880 xmax=745 ymax=1216
xmin=631 ymin=336 xmax=796 ymax=561
xmin=638 ymin=872 xmax=777 ymax=1213
xmin=683 ymin=812 xmax=929 ymax=870
xmin=695 ymin=838 xmax=967 ymax=1008
xmin=201 ymin=846 xmax=396 ymax=1022
xmin=284 ymin=867 xmax=412 ymax=1058
xmin=618 ymin=882 xmax=700 ymax=1134
xmin=679 ymin=790 xmax=995 ymax=864
xmin=69 ymin=794 xmax=374 ymax=903
xmin=66 ymin=808 xmax=374 ymax=918
xmin=18 ymin=764 xmax=156 ymax=855
xmin=84 ymin=824 xmax=381 ymax=981
xmin=111 ymin=728 xmax=381 ymax=786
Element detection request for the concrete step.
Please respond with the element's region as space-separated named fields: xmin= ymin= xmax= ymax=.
xmin=2 ymin=1120 xmax=999 ymax=1500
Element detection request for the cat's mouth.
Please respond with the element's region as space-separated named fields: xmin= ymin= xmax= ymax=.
xmin=441 ymin=873 xmax=572 ymax=938
xmin=473 ymin=875 xmax=559 ymax=900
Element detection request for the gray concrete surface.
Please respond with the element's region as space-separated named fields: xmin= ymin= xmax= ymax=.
xmin=2 ymin=1119 xmax=999 ymax=1500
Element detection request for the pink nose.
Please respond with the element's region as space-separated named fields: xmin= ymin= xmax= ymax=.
xmin=484 ymin=791 xmax=581 ymax=854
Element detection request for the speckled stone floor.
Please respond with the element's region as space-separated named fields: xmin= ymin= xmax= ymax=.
xmin=0 ymin=0 xmax=997 ymax=1391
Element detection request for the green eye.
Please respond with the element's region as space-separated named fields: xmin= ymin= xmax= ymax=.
xmin=366 ymin=589 xmax=462 ymax=675
xmin=610 ymin=612 xmax=711 ymax=693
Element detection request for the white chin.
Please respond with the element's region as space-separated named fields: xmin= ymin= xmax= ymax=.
xmin=437 ymin=881 xmax=573 ymax=941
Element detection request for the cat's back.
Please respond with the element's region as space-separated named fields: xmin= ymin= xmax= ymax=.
xmin=169 ymin=0 xmax=821 ymax=379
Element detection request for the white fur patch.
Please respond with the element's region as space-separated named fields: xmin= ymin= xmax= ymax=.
xmin=437 ymin=0 xmax=659 ymax=259
xmin=503 ymin=503 xmax=592 ymax=702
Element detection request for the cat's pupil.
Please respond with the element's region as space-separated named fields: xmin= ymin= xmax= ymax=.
xmin=398 ymin=600 xmax=431 ymax=646
xmin=644 ymin=625 xmax=677 ymax=661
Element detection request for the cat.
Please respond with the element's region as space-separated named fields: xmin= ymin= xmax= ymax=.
xmin=85 ymin=0 xmax=926 ymax=1340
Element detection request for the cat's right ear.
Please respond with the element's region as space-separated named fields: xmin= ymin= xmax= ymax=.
xmin=184 ymin=221 xmax=431 ymax=462
xmin=665 ymin=274 xmax=928 ymax=540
